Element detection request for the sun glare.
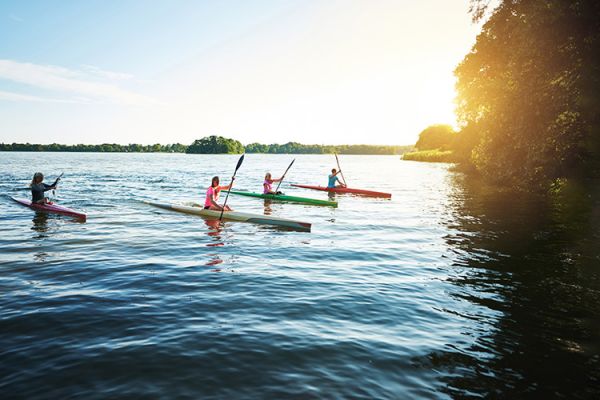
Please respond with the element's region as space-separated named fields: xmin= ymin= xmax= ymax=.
xmin=416 ymin=73 xmax=458 ymax=131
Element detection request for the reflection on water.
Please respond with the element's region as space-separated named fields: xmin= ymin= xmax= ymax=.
xmin=1 ymin=153 xmax=599 ymax=399
xmin=31 ymin=212 xmax=49 ymax=235
xmin=33 ymin=252 xmax=50 ymax=263
xmin=203 ymin=218 xmax=223 ymax=235
xmin=31 ymin=213 xmax=51 ymax=262
xmin=263 ymin=199 xmax=273 ymax=215
xmin=435 ymin=175 xmax=600 ymax=398
xmin=204 ymin=219 xmax=224 ymax=267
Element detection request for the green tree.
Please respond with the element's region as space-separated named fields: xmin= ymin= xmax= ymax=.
xmin=245 ymin=143 xmax=269 ymax=153
xmin=186 ymin=135 xmax=244 ymax=154
xmin=454 ymin=0 xmax=600 ymax=189
xmin=151 ymin=143 xmax=162 ymax=152
xmin=415 ymin=124 xmax=456 ymax=151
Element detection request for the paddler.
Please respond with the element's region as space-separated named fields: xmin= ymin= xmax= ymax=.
xmin=263 ymin=172 xmax=283 ymax=195
xmin=30 ymin=172 xmax=60 ymax=204
xmin=328 ymin=168 xmax=346 ymax=188
xmin=204 ymin=176 xmax=234 ymax=211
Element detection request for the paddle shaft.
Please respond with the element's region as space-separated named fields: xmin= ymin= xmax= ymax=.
xmin=53 ymin=172 xmax=64 ymax=197
xmin=275 ymin=159 xmax=295 ymax=193
xmin=334 ymin=154 xmax=347 ymax=186
xmin=220 ymin=154 xmax=245 ymax=220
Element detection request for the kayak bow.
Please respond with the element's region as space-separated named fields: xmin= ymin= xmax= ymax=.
xmin=226 ymin=190 xmax=337 ymax=207
xmin=11 ymin=197 xmax=87 ymax=221
xmin=144 ymin=201 xmax=311 ymax=232
xmin=291 ymin=184 xmax=391 ymax=198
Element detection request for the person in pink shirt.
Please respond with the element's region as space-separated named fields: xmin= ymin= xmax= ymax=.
xmin=204 ymin=176 xmax=234 ymax=211
xmin=263 ymin=172 xmax=283 ymax=195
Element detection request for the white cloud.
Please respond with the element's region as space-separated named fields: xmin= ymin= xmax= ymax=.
xmin=80 ymin=64 xmax=134 ymax=81
xmin=0 ymin=59 xmax=156 ymax=105
xmin=0 ymin=90 xmax=83 ymax=103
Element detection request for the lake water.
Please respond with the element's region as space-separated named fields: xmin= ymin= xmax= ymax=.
xmin=1 ymin=153 xmax=599 ymax=399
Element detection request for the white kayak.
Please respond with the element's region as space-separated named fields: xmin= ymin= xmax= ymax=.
xmin=143 ymin=201 xmax=311 ymax=232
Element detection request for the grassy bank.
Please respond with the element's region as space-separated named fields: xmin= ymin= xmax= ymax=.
xmin=402 ymin=149 xmax=456 ymax=163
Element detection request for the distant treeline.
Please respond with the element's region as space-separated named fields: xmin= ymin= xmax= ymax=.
xmin=185 ymin=136 xmax=412 ymax=155
xmin=1 ymin=135 xmax=412 ymax=155
xmin=244 ymin=142 xmax=412 ymax=155
xmin=0 ymin=142 xmax=187 ymax=153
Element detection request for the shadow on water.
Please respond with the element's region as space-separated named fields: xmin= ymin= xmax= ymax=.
xmin=431 ymin=175 xmax=600 ymax=398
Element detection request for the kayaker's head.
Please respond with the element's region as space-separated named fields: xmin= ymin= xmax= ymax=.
xmin=31 ymin=172 xmax=44 ymax=185
xmin=265 ymin=172 xmax=272 ymax=181
xmin=211 ymin=176 xmax=220 ymax=188
xmin=331 ymin=168 xmax=337 ymax=175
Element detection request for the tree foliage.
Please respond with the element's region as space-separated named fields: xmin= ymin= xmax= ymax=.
xmin=1 ymin=137 xmax=411 ymax=155
xmin=454 ymin=0 xmax=600 ymax=189
xmin=186 ymin=135 xmax=244 ymax=154
xmin=415 ymin=124 xmax=456 ymax=151
xmin=245 ymin=141 xmax=411 ymax=155
xmin=0 ymin=142 xmax=187 ymax=153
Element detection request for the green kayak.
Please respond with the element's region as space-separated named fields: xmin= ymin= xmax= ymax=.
xmin=226 ymin=190 xmax=337 ymax=207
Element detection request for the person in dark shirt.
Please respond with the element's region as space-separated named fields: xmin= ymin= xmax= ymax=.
xmin=30 ymin=172 xmax=60 ymax=204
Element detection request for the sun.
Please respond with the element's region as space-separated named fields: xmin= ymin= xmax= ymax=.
xmin=417 ymin=72 xmax=458 ymax=130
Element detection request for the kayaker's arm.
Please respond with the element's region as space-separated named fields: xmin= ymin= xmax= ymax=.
xmin=43 ymin=176 xmax=61 ymax=191
xmin=210 ymin=197 xmax=224 ymax=211
xmin=211 ymin=185 xmax=234 ymax=211
xmin=220 ymin=178 xmax=235 ymax=191
xmin=43 ymin=183 xmax=57 ymax=191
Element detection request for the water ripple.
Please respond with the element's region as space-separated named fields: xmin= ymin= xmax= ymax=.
xmin=1 ymin=153 xmax=599 ymax=399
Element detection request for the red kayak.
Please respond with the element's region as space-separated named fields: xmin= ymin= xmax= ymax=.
xmin=11 ymin=197 xmax=87 ymax=221
xmin=291 ymin=184 xmax=392 ymax=198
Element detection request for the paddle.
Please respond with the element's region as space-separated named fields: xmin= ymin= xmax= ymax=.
xmin=52 ymin=172 xmax=64 ymax=198
xmin=220 ymin=154 xmax=245 ymax=220
xmin=334 ymin=154 xmax=347 ymax=186
xmin=274 ymin=158 xmax=295 ymax=193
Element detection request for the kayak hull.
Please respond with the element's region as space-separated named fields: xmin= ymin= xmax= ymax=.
xmin=144 ymin=201 xmax=311 ymax=232
xmin=11 ymin=197 xmax=87 ymax=221
xmin=226 ymin=190 xmax=337 ymax=207
xmin=291 ymin=184 xmax=392 ymax=198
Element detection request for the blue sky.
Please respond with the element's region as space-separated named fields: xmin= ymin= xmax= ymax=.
xmin=1 ymin=0 xmax=481 ymax=145
xmin=2 ymin=1 xmax=291 ymax=75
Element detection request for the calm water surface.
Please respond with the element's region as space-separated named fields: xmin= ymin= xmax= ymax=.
xmin=1 ymin=153 xmax=599 ymax=399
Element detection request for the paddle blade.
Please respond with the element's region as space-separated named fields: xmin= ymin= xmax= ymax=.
xmin=334 ymin=153 xmax=340 ymax=164
xmin=281 ymin=159 xmax=295 ymax=177
xmin=235 ymin=154 xmax=245 ymax=172
xmin=221 ymin=154 xmax=244 ymax=220
xmin=275 ymin=158 xmax=296 ymax=192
